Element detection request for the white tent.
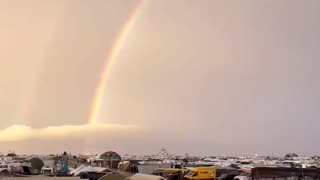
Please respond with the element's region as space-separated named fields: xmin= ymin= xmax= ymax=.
xmin=126 ymin=174 xmax=167 ymax=180
xmin=70 ymin=164 xmax=87 ymax=176
xmin=72 ymin=166 xmax=109 ymax=176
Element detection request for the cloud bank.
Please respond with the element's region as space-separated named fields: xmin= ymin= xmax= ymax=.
xmin=0 ymin=123 xmax=141 ymax=142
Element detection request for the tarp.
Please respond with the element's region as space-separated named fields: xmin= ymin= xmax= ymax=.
xmin=126 ymin=173 xmax=167 ymax=180
xmin=98 ymin=173 xmax=126 ymax=180
xmin=70 ymin=165 xmax=87 ymax=176
xmin=73 ymin=166 xmax=108 ymax=176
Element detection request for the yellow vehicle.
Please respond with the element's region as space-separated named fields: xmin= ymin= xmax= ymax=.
xmin=153 ymin=168 xmax=191 ymax=176
xmin=163 ymin=168 xmax=190 ymax=174
xmin=184 ymin=167 xmax=216 ymax=180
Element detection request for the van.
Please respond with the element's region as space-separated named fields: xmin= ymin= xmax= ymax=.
xmin=185 ymin=167 xmax=216 ymax=180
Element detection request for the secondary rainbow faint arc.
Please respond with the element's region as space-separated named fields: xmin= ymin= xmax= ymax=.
xmin=88 ymin=0 xmax=147 ymax=124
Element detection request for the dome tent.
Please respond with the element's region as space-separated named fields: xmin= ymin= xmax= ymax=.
xmin=26 ymin=157 xmax=44 ymax=173
xmin=100 ymin=151 xmax=121 ymax=161
xmin=99 ymin=151 xmax=122 ymax=169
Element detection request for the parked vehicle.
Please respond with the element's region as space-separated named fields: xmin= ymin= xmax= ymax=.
xmin=185 ymin=167 xmax=216 ymax=180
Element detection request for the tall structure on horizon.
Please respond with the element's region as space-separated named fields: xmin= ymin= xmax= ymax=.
xmin=158 ymin=148 xmax=170 ymax=159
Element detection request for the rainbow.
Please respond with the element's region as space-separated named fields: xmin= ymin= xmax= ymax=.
xmin=88 ymin=0 xmax=147 ymax=124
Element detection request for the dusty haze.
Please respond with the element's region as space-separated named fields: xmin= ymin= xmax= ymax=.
xmin=0 ymin=0 xmax=320 ymax=156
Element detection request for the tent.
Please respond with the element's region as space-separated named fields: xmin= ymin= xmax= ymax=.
xmin=126 ymin=174 xmax=167 ymax=180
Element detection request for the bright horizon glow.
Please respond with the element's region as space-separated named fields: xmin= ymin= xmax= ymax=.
xmin=87 ymin=0 xmax=147 ymax=124
xmin=0 ymin=123 xmax=140 ymax=142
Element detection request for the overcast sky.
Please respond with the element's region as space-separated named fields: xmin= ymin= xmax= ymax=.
xmin=0 ymin=0 xmax=320 ymax=156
